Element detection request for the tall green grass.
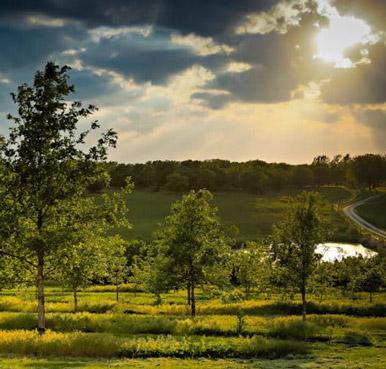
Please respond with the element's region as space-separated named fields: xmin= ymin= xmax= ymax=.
xmin=0 ymin=330 xmax=309 ymax=359
xmin=0 ymin=313 xmax=383 ymax=339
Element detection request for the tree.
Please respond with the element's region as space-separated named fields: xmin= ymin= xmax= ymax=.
xmin=270 ymin=192 xmax=325 ymax=321
xmin=154 ymin=189 xmax=231 ymax=316
xmin=309 ymin=262 xmax=335 ymax=303
xmin=164 ymin=172 xmax=190 ymax=192
xmin=350 ymin=154 xmax=386 ymax=190
xmin=0 ymin=62 xmax=119 ymax=334
xmin=130 ymin=252 xmax=174 ymax=304
xmin=55 ymin=235 xmax=108 ymax=313
xmin=312 ymin=156 xmax=331 ymax=187
xmin=233 ymin=242 xmax=270 ymax=298
xmin=106 ymin=236 xmax=129 ymax=302
xmin=360 ymin=260 xmax=384 ymax=303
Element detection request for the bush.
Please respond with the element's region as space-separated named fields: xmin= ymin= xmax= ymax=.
xmin=340 ymin=331 xmax=373 ymax=346
xmin=267 ymin=319 xmax=320 ymax=340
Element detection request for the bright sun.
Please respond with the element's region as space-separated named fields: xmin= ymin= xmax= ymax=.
xmin=315 ymin=2 xmax=377 ymax=68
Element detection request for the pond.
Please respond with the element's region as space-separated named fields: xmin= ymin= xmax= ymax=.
xmin=316 ymin=242 xmax=377 ymax=262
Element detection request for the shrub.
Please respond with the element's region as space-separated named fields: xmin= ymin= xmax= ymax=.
xmin=267 ymin=319 xmax=320 ymax=340
xmin=340 ymin=331 xmax=373 ymax=346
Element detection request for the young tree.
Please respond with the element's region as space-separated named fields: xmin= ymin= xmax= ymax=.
xmin=56 ymin=236 xmax=107 ymax=313
xmin=130 ymin=252 xmax=175 ymax=304
xmin=270 ymin=192 xmax=325 ymax=321
xmin=0 ymin=62 xmax=120 ymax=334
xmin=309 ymin=262 xmax=335 ymax=303
xmin=233 ymin=242 xmax=270 ymax=298
xmin=358 ymin=257 xmax=384 ymax=303
xmin=154 ymin=189 xmax=231 ymax=316
xmin=106 ymin=236 xmax=129 ymax=302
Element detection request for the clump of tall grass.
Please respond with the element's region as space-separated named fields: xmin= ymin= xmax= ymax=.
xmin=266 ymin=319 xmax=320 ymax=340
xmin=340 ymin=330 xmax=373 ymax=346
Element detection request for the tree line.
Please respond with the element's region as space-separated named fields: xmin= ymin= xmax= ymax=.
xmin=100 ymin=154 xmax=386 ymax=194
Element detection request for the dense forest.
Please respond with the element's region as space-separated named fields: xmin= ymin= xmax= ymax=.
xmin=98 ymin=154 xmax=386 ymax=193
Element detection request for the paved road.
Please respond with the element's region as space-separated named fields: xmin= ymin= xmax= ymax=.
xmin=343 ymin=195 xmax=386 ymax=239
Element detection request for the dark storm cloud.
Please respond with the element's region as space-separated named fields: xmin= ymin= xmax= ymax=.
xmin=1 ymin=0 xmax=385 ymax=107
xmin=0 ymin=20 xmax=88 ymax=76
xmin=0 ymin=0 xmax=277 ymax=37
xmin=81 ymin=33 xmax=199 ymax=84
xmin=321 ymin=43 xmax=386 ymax=105
xmin=0 ymin=0 xmax=319 ymax=103
xmin=80 ymin=29 xmax=228 ymax=84
xmin=69 ymin=70 xmax=118 ymax=101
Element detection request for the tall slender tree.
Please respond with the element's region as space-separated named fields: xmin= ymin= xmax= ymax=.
xmin=0 ymin=62 xmax=119 ymax=334
xmin=270 ymin=192 xmax=325 ymax=321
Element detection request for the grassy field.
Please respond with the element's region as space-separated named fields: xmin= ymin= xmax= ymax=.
xmin=120 ymin=186 xmax=357 ymax=242
xmin=356 ymin=194 xmax=386 ymax=231
xmin=0 ymin=286 xmax=384 ymax=368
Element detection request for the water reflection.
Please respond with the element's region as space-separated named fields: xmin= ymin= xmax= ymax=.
xmin=316 ymin=242 xmax=377 ymax=262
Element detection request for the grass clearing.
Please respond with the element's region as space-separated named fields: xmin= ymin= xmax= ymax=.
xmin=121 ymin=187 xmax=354 ymax=241
xmin=356 ymin=194 xmax=386 ymax=230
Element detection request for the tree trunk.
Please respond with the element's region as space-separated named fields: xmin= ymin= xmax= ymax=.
xmin=301 ymin=282 xmax=307 ymax=322
xmin=115 ymin=280 xmax=119 ymax=302
xmin=187 ymin=282 xmax=191 ymax=305
xmin=73 ymin=289 xmax=78 ymax=313
xmin=245 ymin=281 xmax=250 ymax=298
xmin=191 ymin=283 xmax=196 ymax=317
xmin=369 ymin=291 xmax=373 ymax=303
xmin=37 ymin=252 xmax=45 ymax=335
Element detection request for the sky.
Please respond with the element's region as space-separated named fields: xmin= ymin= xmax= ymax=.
xmin=0 ymin=0 xmax=385 ymax=164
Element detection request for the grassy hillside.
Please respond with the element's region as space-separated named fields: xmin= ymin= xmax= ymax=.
xmin=118 ymin=186 xmax=357 ymax=242
xmin=356 ymin=194 xmax=386 ymax=231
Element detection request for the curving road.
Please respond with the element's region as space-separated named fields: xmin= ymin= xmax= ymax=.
xmin=343 ymin=195 xmax=386 ymax=239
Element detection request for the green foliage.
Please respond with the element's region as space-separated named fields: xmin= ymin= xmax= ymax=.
xmin=350 ymin=154 xmax=386 ymax=189
xmin=340 ymin=330 xmax=373 ymax=346
xmin=0 ymin=330 xmax=309 ymax=359
xmin=232 ymin=242 xmax=271 ymax=297
xmin=147 ymin=189 xmax=232 ymax=315
xmin=267 ymin=320 xmax=320 ymax=340
xmin=106 ymin=154 xmax=386 ymax=193
xmin=269 ymin=191 xmax=326 ymax=320
xmin=0 ymin=62 xmax=125 ymax=332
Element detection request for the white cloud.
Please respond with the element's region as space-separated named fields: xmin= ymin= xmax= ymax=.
xmin=89 ymin=26 xmax=153 ymax=42
xmin=235 ymin=0 xmax=311 ymax=35
xmin=0 ymin=74 xmax=11 ymax=85
xmin=170 ymin=33 xmax=234 ymax=56
xmin=226 ymin=62 xmax=253 ymax=73
xmin=26 ymin=14 xmax=66 ymax=27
